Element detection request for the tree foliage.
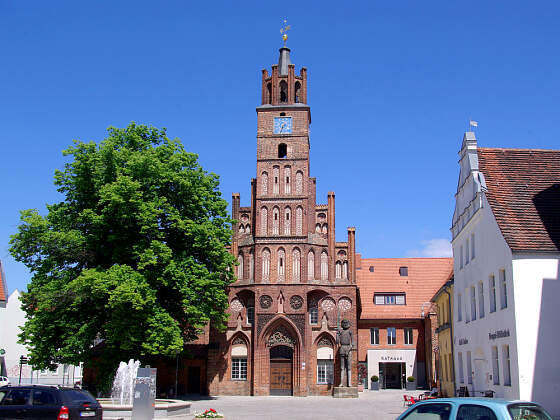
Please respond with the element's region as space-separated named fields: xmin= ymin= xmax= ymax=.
xmin=10 ymin=123 xmax=235 ymax=388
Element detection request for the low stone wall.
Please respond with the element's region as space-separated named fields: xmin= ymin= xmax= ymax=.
xmin=99 ymin=398 xmax=191 ymax=419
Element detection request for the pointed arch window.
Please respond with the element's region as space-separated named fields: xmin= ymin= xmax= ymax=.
xmin=237 ymin=254 xmax=244 ymax=280
xmin=262 ymin=248 xmax=270 ymax=281
xmin=292 ymin=248 xmax=301 ymax=282
xmin=335 ymin=261 xmax=342 ymax=279
xmin=284 ymin=207 xmax=291 ymax=235
xmin=279 ymin=80 xmax=288 ymax=103
xmin=278 ymin=248 xmax=286 ymax=281
xmin=343 ymin=261 xmax=348 ymax=279
xmin=321 ymin=251 xmax=328 ymax=281
xmin=266 ymin=82 xmax=272 ymax=105
xmin=249 ymin=250 xmax=254 ymax=281
xmin=272 ymin=207 xmax=280 ymax=235
xmin=261 ymin=171 xmax=268 ymax=195
xmin=315 ymin=224 xmax=321 ymax=233
xmin=322 ymin=224 xmax=328 ymax=234
xmin=273 ymin=166 xmax=280 ymax=194
xmin=239 ymin=225 xmax=245 ymax=234
xmin=260 ymin=207 xmax=268 ymax=236
xmin=307 ymin=251 xmax=315 ymax=281
xmin=295 ymin=81 xmax=301 ymax=103
xmin=284 ymin=166 xmax=291 ymax=194
xmin=296 ymin=206 xmax=303 ymax=235
xmin=295 ymin=171 xmax=303 ymax=194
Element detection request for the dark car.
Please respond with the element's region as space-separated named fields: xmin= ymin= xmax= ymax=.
xmin=0 ymin=385 xmax=102 ymax=419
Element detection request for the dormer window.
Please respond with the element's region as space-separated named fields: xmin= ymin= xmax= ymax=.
xmin=399 ymin=267 xmax=408 ymax=276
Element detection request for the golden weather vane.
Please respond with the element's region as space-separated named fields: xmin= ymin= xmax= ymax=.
xmin=280 ymin=19 xmax=291 ymax=46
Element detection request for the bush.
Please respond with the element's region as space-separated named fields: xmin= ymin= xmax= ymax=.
xmin=370 ymin=375 xmax=379 ymax=382
xmin=407 ymin=376 xmax=415 ymax=382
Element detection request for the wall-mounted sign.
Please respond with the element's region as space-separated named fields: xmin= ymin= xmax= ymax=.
xmin=458 ymin=338 xmax=469 ymax=345
xmin=489 ymin=329 xmax=510 ymax=340
xmin=381 ymin=356 xmax=403 ymax=361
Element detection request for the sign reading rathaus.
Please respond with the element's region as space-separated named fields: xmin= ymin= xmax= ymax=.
xmin=206 ymin=43 xmax=358 ymax=396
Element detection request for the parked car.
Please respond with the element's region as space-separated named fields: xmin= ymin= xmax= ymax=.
xmin=0 ymin=377 xmax=9 ymax=387
xmin=0 ymin=384 xmax=102 ymax=419
xmin=397 ymin=398 xmax=554 ymax=420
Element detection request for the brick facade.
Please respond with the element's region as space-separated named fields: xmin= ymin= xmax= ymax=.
xmin=207 ymin=47 xmax=358 ymax=396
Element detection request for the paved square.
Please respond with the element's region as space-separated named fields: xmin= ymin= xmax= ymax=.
xmin=190 ymin=389 xmax=409 ymax=420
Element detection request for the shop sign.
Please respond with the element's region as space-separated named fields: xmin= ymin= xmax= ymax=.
xmin=381 ymin=356 xmax=403 ymax=361
xmin=488 ymin=329 xmax=510 ymax=340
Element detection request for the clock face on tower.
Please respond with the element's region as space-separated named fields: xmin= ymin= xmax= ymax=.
xmin=273 ymin=117 xmax=292 ymax=134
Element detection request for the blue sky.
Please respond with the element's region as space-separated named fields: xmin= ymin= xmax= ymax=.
xmin=1 ymin=1 xmax=559 ymax=294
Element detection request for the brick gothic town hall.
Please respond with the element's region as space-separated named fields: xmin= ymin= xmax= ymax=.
xmin=164 ymin=45 xmax=453 ymax=398
xmin=207 ymin=45 xmax=358 ymax=397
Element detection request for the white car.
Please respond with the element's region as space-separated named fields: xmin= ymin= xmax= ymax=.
xmin=0 ymin=376 xmax=9 ymax=387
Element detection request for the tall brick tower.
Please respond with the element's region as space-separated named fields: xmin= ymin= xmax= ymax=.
xmin=207 ymin=44 xmax=358 ymax=397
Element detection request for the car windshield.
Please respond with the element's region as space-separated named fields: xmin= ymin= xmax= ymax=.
xmin=508 ymin=403 xmax=553 ymax=420
xmin=403 ymin=403 xmax=452 ymax=420
xmin=61 ymin=389 xmax=97 ymax=404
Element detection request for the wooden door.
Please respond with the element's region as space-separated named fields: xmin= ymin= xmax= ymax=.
xmin=270 ymin=361 xmax=292 ymax=396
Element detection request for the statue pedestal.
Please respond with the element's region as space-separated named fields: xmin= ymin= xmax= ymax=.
xmin=333 ymin=386 xmax=359 ymax=398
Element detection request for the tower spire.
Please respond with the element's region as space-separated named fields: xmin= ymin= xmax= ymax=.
xmin=278 ymin=19 xmax=292 ymax=76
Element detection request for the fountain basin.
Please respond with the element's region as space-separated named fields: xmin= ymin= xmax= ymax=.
xmin=98 ymin=398 xmax=191 ymax=419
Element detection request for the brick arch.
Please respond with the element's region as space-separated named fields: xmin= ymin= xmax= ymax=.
xmin=314 ymin=331 xmax=335 ymax=347
xmin=259 ymin=315 xmax=303 ymax=350
xmin=256 ymin=316 xmax=304 ymax=395
xmin=230 ymin=331 xmax=250 ymax=348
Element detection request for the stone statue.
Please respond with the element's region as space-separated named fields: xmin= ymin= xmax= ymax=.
xmin=336 ymin=319 xmax=353 ymax=387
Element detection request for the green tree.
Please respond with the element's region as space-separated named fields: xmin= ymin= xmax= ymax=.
xmin=10 ymin=123 xmax=235 ymax=390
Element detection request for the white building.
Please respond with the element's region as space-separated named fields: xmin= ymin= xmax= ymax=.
xmin=451 ymin=131 xmax=560 ymax=417
xmin=0 ymin=289 xmax=82 ymax=385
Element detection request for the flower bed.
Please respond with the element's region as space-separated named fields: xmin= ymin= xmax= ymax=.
xmin=194 ymin=408 xmax=224 ymax=418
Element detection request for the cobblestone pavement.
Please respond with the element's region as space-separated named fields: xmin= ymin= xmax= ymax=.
xmin=189 ymin=389 xmax=409 ymax=420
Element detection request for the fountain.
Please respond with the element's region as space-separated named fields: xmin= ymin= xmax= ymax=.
xmin=98 ymin=360 xmax=191 ymax=419
xmin=111 ymin=359 xmax=140 ymax=405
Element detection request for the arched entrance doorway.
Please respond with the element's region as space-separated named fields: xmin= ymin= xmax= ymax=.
xmin=269 ymin=345 xmax=293 ymax=396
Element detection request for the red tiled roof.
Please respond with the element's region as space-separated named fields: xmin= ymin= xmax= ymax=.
xmin=478 ymin=148 xmax=560 ymax=253
xmin=357 ymin=258 xmax=453 ymax=319
xmin=0 ymin=261 xmax=7 ymax=302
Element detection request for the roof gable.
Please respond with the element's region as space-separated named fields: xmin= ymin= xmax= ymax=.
xmin=478 ymin=148 xmax=560 ymax=253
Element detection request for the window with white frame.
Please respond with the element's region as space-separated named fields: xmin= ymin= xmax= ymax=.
xmin=374 ymin=293 xmax=405 ymax=305
xmin=500 ymin=269 xmax=508 ymax=309
xmin=370 ymin=327 xmax=379 ymax=345
xmin=458 ymin=352 xmax=464 ymax=383
xmin=467 ymin=351 xmax=473 ymax=384
xmin=231 ymin=357 xmax=247 ymax=380
xmin=492 ymin=346 xmax=500 ymax=385
xmin=478 ymin=281 xmax=485 ymax=318
xmin=471 ymin=233 xmax=475 ymax=259
xmin=503 ymin=345 xmax=511 ymax=386
xmin=317 ymin=359 xmax=334 ymax=384
xmin=387 ymin=327 xmax=396 ymax=345
xmin=404 ymin=328 xmax=413 ymax=345
xmin=470 ymin=286 xmax=477 ymax=321
xmin=489 ymin=274 xmax=496 ymax=313
xmin=246 ymin=306 xmax=254 ymax=326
